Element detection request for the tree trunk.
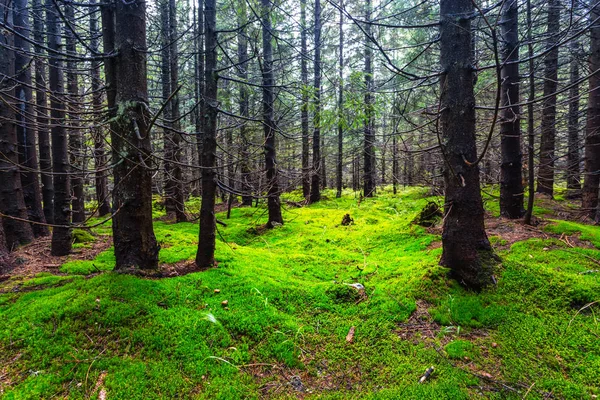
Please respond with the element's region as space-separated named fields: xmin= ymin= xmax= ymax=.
xmin=196 ymin=0 xmax=218 ymax=268
xmin=238 ymin=1 xmax=252 ymax=206
xmin=499 ymin=0 xmax=524 ymax=218
xmin=336 ymin=1 xmax=344 ymax=199
xmin=33 ymin=0 xmax=54 ymax=225
xmin=523 ymin=0 xmax=536 ymax=225
xmin=65 ymin=4 xmax=85 ymax=224
xmin=89 ymin=0 xmax=111 ymax=216
xmin=567 ymin=39 xmax=581 ymax=199
xmin=309 ymin=0 xmax=322 ymax=203
xmin=300 ymin=0 xmax=310 ymax=200
xmin=109 ymin=0 xmax=159 ymax=269
xmin=262 ymin=0 xmax=283 ymax=226
xmin=47 ymin=0 xmax=72 ymax=256
xmin=0 ymin=0 xmax=34 ymax=249
xmin=583 ymin=0 xmax=600 ymax=220
xmin=363 ymin=0 xmax=375 ymax=197
xmin=0 ymin=219 xmax=11 ymax=272
xmin=439 ymin=0 xmax=496 ymax=290
xmin=14 ymin=0 xmax=48 ymax=236
xmin=536 ymin=0 xmax=560 ymax=197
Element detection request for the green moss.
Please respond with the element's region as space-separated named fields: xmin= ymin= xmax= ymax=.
xmin=445 ymin=340 xmax=474 ymax=359
xmin=72 ymin=229 xmax=95 ymax=244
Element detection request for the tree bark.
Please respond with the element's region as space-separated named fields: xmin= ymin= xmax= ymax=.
xmin=0 ymin=0 xmax=34 ymax=249
xmin=583 ymin=0 xmax=600 ymax=220
xmin=14 ymin=0 xmax=48 ymax=236
xmin=0 ymin=219 xmax=11 ymax=272
xmin=47 ymin=0 xmax=72 ymax=256
xmin=300 ymin=0 xmax=310 ymax=200
xmin=523 ymin=0 xmax=535 ymax=225
xmin=336 ymin=1 xmax=344 ymax=199
xmin=499 ymin=0 xmax=524 ymax=218
xmin=363 ymin=0 xmax=375 ymax=197
xmin=262 ymin=0 xmax=283 ymax=226
xmin=567 ymin=39 xmax=581 ymax=199
xmin=310 ymin=0 xmax=322 ymax=203
xmin=439 ymin=0 xmax=497 ymax=290
xmin=196 ymin=0 xmax=218 ymax=268
xmin=536 ymin=0 xmax=560 ymax=197
xmin=238 ymin=1 xmax=252 ymax=206
xmin=109 ymin=0 xmax=159 ymax=269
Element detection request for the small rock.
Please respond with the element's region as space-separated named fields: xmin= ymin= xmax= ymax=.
xmin=221 ymin=300 xmax=228 ymax=306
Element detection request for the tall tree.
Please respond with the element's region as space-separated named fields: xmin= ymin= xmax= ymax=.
xmin=567 ymin=39 xmax=581 ymax=199
xmin=47 ymin=0 xmax=72 ymax=255
xmin=536 ymin=0 xmax=560 ymax=197
xmin=439 ymin=0 xmax=496 ymax=290
xmin=363 ymin=0 xmax=375 ymax=197
xmin=262 ymin=0 xmax=283 ymax=226
xmin=583 ymin=0 xmax=600 ymax=220
xmin=0 ymin=0 xmax=34 ymax=249
xmin=14 ymin=0 xmax=48 ymax=236
xmin=523 ymin=0 xmax=536 ymax=225
xmin=0 ymin=218 xmax=11 ymax=272
xmin=196 ymin=0 xmax=218 ymax=268
xmin=108 ymin=0 xmax=159 ymax=269
xmin=310 ymin=0 xmax=322 ymax=203
xmin=89 ymin=0 xmax=111 ymax=216
xmin=499 ymin=0 xmax=524 ymax=218
xmin=336 ymin=0 xmax=344 ymax=199
xmin=237 ymin=0 xmax=252 ymax=206
xmin=300 ymin=0 xmax=310 ymax=200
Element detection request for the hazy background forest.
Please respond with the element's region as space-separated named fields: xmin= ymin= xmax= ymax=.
xmin=0 ymin=0 xmax=599 ymax=398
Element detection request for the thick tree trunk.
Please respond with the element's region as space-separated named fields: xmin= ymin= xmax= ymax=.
xmin=14 ymin=0 xmax=48 ymax=236
xmin=583 ymin=0 xmax=600 ymax=220
xmin=0 ymin=219 xmax=11 ymax=272
xmin=33 ymin=0 xmax=54 ymax=225
xmin=309 ymin=0 xmax=322 ymax=203
xmin=300 ymin=0 xmax=310 ymax=200
xmin=65 ymin=4 xmax=85 ymax=224
xmin=567 ymin=39 xmax=581 ymax=199
xmin=89 ymin=0 xmax=111 ymax=216
xmin=262 ymin=0 xmax=283 ymax=226
xmin=523 ymin=0 xmax=536 ymax=225
xmin=47 ymin=0 xmax=72 ymax=256
xmin=536 ymin=0 xmax=560 ymax=197
xmin=363 ymin=0 xmax=375 ymax=197
xmin=109 ymin=0 xmax=159 ymax=269
xmin=196 ymin=0 xmax=218 ymax=268
xmin=499 ymin=0 xmax=524 ymax=218
xmin=336 ymin=2 xmax=344 ymax=199
xmin=439 ymin=0 xmax=496 ymax=290
xmin=0 ymin=0 xmax=34 ymax=249
xmin=238 ymin=1 xmax=252 ymax=206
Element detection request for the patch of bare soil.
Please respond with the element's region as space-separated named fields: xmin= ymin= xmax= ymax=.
xmin=8 ymin=234 xmax=112 ymax=277
xmin=395 ymin=300 xmax=441 ymax=344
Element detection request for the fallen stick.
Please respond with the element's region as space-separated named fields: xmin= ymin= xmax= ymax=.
xmin=418 ymin=366 xmax=434 ymax=383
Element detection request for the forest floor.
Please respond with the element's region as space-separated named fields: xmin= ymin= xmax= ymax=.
xmin=0 ymin=187 xmax=599 ymax=399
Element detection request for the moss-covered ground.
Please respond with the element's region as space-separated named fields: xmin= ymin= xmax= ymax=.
xmin=1 ymin=187 xmax=599 ymax=399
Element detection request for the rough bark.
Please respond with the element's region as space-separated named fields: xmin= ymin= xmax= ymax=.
xmin=196 ymin=0 xmax=218 ymax=269
xmin=0 ymin=0 xmax=34 ymax=249
xmin=536 ymin=0 xmax=560 ymax=197
xmin=439 ymin=0 xmax=497 ymax=290
xmin=300 ymin=0 xmax=310 ymax=200
xmin=47 ymin=0 xmax=72 ymax=256
xmin=499 ymin=0 xmax=524 ymax=218
xmin=523 ymin=0 xmax=536 ymax=225
xmin=109 ymin=0 xmax=159 ymax=269
xmin=583 ymin=0 xmax=600 ymax=219
xmin=309 ymin=0 xmax=322 ymax=203
xmin=238 ymin=1 xmax=252 ymax=206
xmin=262 ymin=0 xmax=283 ymax=227
xmin=14 ymin=0 xmax=48 ymax=236
xmin=363 ymin=0 xmax=375 ymax=197
xmin=567 ymin=39 xmax=581 ymax=199
xmin=336 ymin=1 xmax=344 ymax=199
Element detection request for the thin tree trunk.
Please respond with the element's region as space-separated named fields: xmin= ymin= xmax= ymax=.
xmin=262 ymin=0 xmax=283 ymax=226
xmin=499 ymin=0 xmax=524 ymax=218
xmin=567 ymin=39 xmax=581 ymax=199
xmin=0 ymin=0 xmax=34 ymax=249
xmin=336 ymin=1 xmax=344 ymax=198
xmin=238 ymin=1 xmax=252 ymax=206
xmin=47 ymin=0 xmax=72 ymax=256
xmin=89 ymin=0 xmax=111 ymax=216
xmin=109 ymin=0 xmax=159 ymax=269
xmin=300 ymin=0 xmax=310 ymax=200
xmin=583 ymin=0 xmax=600 ymax=220
xmin=196 ymin=0 xmax=218 ymax=268
xmin=363 ymin=0 xmax=375 ymax=197
xmin=310 ymin=0 xmax=322 ymax=203
xmin=14 ymin=0 xmax=48 ymax=236
xmin=523 ymin=0 xmax=536 ymax=225
xmin=536 ymin=0 xmax=560 ymax=197
xmin=439 ymin=0 xmax=496 ymax=290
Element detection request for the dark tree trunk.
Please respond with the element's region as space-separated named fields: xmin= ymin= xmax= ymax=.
xmin=14 ymin=0 xmax=48 ymax=236
xmin=262 ymin=0 xmax=283 ymax=226
xmin=47 ymin=0 xmax=72 ymax=256
xmin=300 ymin=0 xmax=310 ymax=200
xmin=238 ymin=1 xmax=252 ymax=206
xmin=536 ymin=0 xmax=560 ymax=197
xmin=65 ymin=4 xmax=85 ymax=224
xmin=89 ymin=0 xmax=111 ymax=216
xmin=309 ymin=0 xmax=322 ymax=203
xmin=196 ymin=0 xmax=218 ymax=268
xmin=0 ymin=219 xmax=12 ymax=272
xmin=392 ymin=135 xmax=398 ymax=194
xmin=499 ymin=0 xmax=524 ymax=218
xmin=33 ymin=0 xmax=54 ymax=224
xmin=583 ymin=0 xmax=600 ymax=220
xmin=336 ymin=1 xmax=344 ymax=199
xmin=567 ymin=39 xmax=581 ymax=199
xmin=108 ymin=0 xmax=159 ymax=269
xmin=363 ymin=0 xmax=375 ymax=197
xmin=0 ymin=0 xmax=34 ymax=249
xmin=523 ymin=0 xmax=535 ymax=225
xmin=439 ymin=0 xmax=496 ymax=290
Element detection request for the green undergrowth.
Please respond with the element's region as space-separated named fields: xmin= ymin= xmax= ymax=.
xmin=1 ymin=187 xmax=599 ymax=399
